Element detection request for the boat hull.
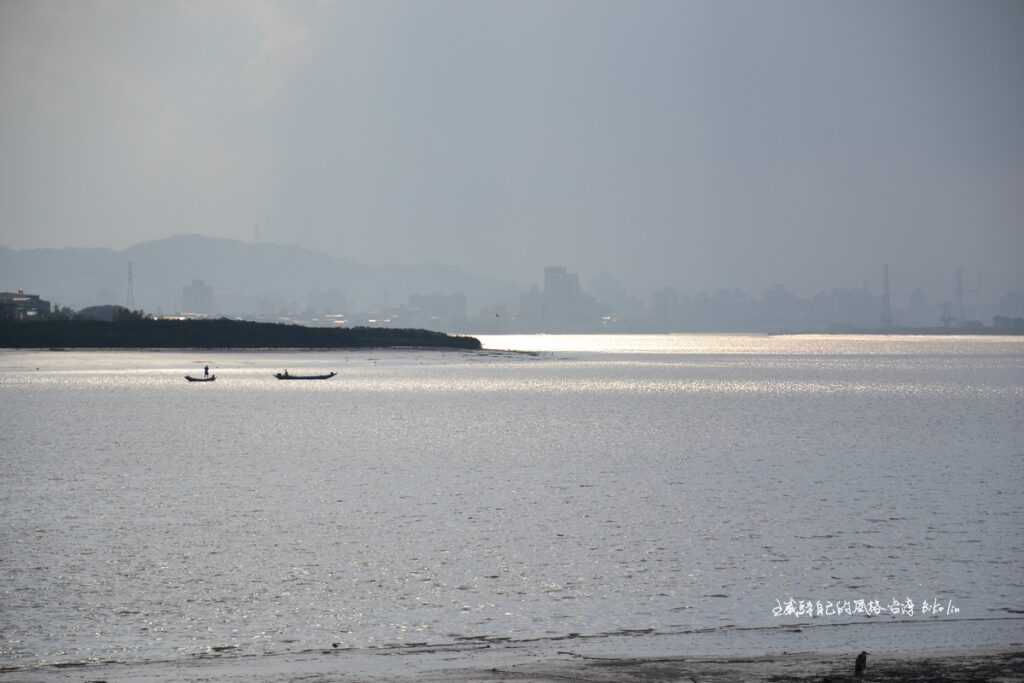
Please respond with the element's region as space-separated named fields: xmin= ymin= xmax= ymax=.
xmin=274 ymin=372 xmax=336 ymax=380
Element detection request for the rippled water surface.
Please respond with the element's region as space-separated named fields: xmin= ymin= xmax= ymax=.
xmin=1 ymin=335 xmax=1022 ymax=669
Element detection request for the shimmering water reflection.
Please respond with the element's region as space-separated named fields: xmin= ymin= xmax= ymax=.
xmin=476 ymin=332 xmax=1024 ymax=355
xmin=1 ymin=336 xmax=1022 ymax=668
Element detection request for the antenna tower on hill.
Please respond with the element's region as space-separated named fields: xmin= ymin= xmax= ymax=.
xmin=881 ymin=264 xmax=893 ymax=328
xmin=126 ymin=261 xmax=136 ymax=309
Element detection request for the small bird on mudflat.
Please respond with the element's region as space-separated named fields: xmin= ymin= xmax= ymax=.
xmin=854 ymin=650 xmax=868 ymax=676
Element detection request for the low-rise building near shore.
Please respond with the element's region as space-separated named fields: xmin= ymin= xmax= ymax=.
xmin=0 ymin=290 xmax=51 ymax=320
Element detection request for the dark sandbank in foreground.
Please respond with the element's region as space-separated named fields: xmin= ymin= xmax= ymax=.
xmin=444 ymin=649 xmax=1024 ymax=682
xmin=4 ymin=648 xmax=1022 ymax=682
xmin=0 ymin=319 xmax=480 ymax=350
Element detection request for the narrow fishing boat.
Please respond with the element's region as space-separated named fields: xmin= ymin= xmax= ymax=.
xmin=185 ymin=375 xmax=216 ymax=382
xmin=274 ymin=370 xmax=336 ymax=380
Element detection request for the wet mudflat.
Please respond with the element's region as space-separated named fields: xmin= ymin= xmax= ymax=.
xmin=5 ymin=646 xmax=1023 ymax=682
xmin=454 ymin=651 xmax=1024 ymax=679
xmin=452 ymin=649 xmax=1024 ymax=682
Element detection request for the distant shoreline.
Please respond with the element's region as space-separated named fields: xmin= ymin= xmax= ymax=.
xmin=0 ymin=319 xmax=481 ymax=350
xmin=476 ymin=328 xmax=1024 ymax=336
xmin=791 ymin=327 xmax=1024 ymax=336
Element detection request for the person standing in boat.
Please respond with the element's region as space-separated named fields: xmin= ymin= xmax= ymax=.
xmin=204 ymin=365 xmax=209 ymax=377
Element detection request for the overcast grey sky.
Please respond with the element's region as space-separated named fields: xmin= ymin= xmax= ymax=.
xmin=1 ymin=0 xmax=1021 ymax=297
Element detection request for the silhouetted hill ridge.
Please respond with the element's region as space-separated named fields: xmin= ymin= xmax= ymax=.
xmin=0 ymin=235 xmax=518 ymax=315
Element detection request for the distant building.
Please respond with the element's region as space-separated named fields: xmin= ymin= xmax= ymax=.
xmin=518 ymin=286 xmax=543 ymax=326
xmin=993 ymin=315 xmax=1024 ymax=331
xmin=541 ymin=265 xmax=602 ymax=328
xmin=651 ymin=287 xmax=680 ymax=330
xmin=543 ymin=266 xmax=580 ymax=323
xmin=182 ymin=279 xmax=214 ymax=315
xmin=0 ymin=290 xmax=51 ymax=320
xmin=306 ymin=287 xmax=349 ymax=317
xmin=408 ymin=292 xmax=467 ymax=321
xmin=902 ymin=288 xmax=932 ymax=327
xmin=998 ymin=290 xmax=1024 ymax=318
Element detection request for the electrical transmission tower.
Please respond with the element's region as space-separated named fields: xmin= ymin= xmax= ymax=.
xmin=881 ymin=264 xmax=893 ymax=328
xmin=126 ymin=261 xmax=136 ymax=310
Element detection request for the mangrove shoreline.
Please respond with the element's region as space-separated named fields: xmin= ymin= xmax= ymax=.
xmin=0 ymin=319 xmax=481 ymax=350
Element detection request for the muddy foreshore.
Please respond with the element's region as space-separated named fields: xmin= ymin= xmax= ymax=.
xmin=4 ymin=647 xmax=1022 ymax=682
xmin=440 ymin=649 xmax=1024 ymax=682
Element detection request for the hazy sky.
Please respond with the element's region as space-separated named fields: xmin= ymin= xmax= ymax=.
xmin=2 ymin=0 xmax=1021 ymax=297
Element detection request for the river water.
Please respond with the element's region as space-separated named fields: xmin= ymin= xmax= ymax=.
xmin=1 ymin=335 xmax=1022 ymax=675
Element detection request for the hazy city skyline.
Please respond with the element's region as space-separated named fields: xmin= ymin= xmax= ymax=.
xmin=2 ymin=1 xmax=1022 ymax=299
xmin=2 ymin=234 xmax=1020 ymax=334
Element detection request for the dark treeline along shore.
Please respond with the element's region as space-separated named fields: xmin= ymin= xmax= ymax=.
xmin=0 ymin=318 xmax=481 ymax=350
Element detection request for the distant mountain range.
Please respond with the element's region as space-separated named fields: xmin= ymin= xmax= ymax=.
xmin=0 ymin=235 xmax=519 ymax=316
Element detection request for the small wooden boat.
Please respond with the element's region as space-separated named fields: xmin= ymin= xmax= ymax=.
xmin=274 ymin=371 xmax=336 ymax=380
xmin=185 ymin=375 xmax=216 ymax=382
